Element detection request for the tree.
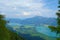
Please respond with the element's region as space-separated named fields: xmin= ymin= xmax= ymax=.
xmin=48 ymin=0 xmax=60 ymax=40
xmin=0 ymin=14 xmax=24 ymax=40
xmin=0 ymin=14 xmax=10 ymax=40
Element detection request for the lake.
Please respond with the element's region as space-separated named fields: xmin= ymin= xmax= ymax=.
xmin=7 ymin=23 xmax=57 ymax=40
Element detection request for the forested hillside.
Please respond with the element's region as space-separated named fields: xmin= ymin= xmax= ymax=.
xmin=0 ymin=15 xmax=24 ymax=40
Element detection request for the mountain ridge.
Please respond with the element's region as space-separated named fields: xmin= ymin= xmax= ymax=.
xmin=7 ymin=16 xmax=57 ymax=26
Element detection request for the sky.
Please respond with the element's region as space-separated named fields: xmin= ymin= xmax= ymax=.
xmin=0 ymin=0 xmax=58 ymax=19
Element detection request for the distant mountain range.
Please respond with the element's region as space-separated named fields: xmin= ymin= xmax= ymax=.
xmin=6 ymin=16 xmax=57 ymax=26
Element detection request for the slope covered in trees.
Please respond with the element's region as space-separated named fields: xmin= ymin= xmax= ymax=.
xmin=0 ymin=15 xmax=24 ymax=40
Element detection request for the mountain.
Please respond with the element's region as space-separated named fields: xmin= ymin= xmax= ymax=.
xmin=22 ymin=16 xmax=57 ymax=26
xmin=7 ymin=16 xmax=57 ymax=26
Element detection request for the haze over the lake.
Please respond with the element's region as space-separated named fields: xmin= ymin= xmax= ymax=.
xmin=0 ymin=0 xmax=58 ymax=19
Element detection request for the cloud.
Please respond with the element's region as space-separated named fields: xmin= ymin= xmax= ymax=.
xmin=0 ymin=12 xmax=5 ymax=15
xmin=23 ymin=12 xmax=31 ymax=16
xmin=0 ymin=0 xmax=57 ymax=18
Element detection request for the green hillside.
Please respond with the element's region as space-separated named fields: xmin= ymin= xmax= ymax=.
xmin=0 ymin=15 xmax=24 ymax=40
xmin=0 ymin=26 xmax=24 ymax=40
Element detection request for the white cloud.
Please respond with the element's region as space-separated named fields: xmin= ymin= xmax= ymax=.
xmin=23 ymin=12 xmax=31 ymax=16
xmin=0 ymin=12 xmax=5 ymax=15
xmin=0 ymin=0 xmax=57 ymax=18
xmin=15 ymin=14 xmax=21 ymax=16
xmin=12 ymin=7 xmax=17 ymax=10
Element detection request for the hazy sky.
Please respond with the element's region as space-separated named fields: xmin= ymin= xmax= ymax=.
xmin=0 ymin=0 xmax=58 ymax=19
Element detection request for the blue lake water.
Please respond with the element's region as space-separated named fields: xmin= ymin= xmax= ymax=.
xmin=36 ymin=26 xmax=56 ymax=37
xmin=8 ymin=23 xmax=56 ymax=37
xmin=7 ymin=23 xmax=57 ymax=40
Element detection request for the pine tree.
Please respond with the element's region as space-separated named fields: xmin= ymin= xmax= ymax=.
xmin=48 ymin=0 xmax=60 ymax=40
xmin=0 ymin=15 xmax=24 ymax=40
